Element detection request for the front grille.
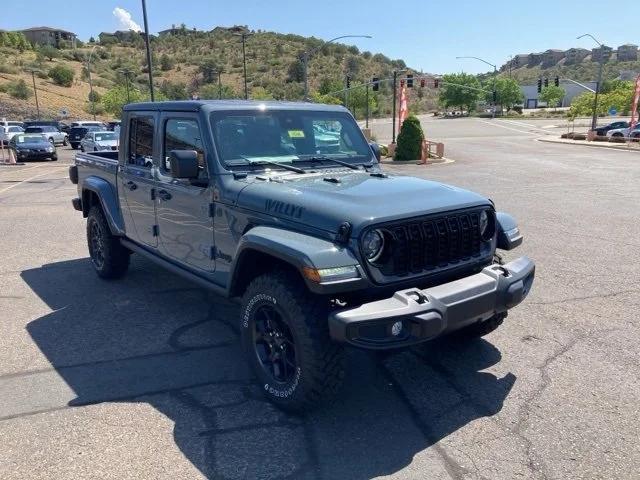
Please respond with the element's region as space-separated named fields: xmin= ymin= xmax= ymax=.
xmin=370 ymin=209 xmax=490 ymax=278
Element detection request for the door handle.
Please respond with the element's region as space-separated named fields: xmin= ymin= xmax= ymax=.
xmin=157 ymin=189 xmax=172 ymax=201
xmin=126 ymin=181 xmax=137 ymax=191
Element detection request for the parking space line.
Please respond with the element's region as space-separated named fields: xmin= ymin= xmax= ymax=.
xmin=0 ymin=168 xmax=67 ymax=194
xmin=476 ymin=119 xmax=537 ymax=135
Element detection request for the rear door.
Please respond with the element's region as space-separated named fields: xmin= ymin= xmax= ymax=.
xmin=119 ymin=112 xmax=158 ymax=247
xmin=155 ymin=113 xmax=215 ymax=271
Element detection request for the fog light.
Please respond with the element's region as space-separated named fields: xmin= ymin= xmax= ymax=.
xmin=391 ymin=321 xmax=403 ymax=337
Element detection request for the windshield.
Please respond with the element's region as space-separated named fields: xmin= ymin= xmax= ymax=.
xmin=15 ymin=134 xmax=48 ymax=144
xmin=94 ymin=132 xmax=117 ymax=141
xmin=210 ymin=109 xmax=372 ymax=169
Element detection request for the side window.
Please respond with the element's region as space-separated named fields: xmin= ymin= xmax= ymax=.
xmin=163 ymin=118 xmax=207 ymax=178
xmin=128 ymin=116 xmax=154 ymax=168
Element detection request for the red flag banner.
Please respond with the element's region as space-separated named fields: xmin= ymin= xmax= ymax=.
xmin=630 ymin=74 xmax=640 ymax=129
xmin=398 ymin=84 xmax=408 ymax=132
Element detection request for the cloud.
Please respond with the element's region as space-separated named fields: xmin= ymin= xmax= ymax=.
xmin=113 ymin=7 xmax=142 ymax=32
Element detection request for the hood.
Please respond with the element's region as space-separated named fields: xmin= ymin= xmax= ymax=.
xmin=95 ymin=139 xmax=119 ymax=147
xmin=236 ymin=170 xmax=491 ymax=235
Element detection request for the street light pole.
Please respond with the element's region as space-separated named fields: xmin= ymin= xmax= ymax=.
xmin=392 ymin=71 xmax=398 ymax=144
xmin=456 ymin=56 xmax=498 ymax=119
xmin=302 ymin=34 xmax=371 ymax=101
xmin=577 ymin=34 xmax=605 ymax=131
xmin=141 ymin=0 xmax=155 ymax=101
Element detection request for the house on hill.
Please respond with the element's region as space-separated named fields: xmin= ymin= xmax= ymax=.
xmin=616 ymin=44 xmax=638 ymax=62
xmin=20 ymin=26 xmax=76 ymax=48
xmin=527 ymin=53 xmax=542 ymax=67
xmin=211 ymin=25 xmax=249 ymax=35
xmin=564 ymin=48 xmax=589 ymax=65
xmin=541 ymin=49 xmax=565 ymax=68
xmin=592 ymin=45 xmax=613 ymax=63
xmin=158 ymin=24 xmax=202 ymax=37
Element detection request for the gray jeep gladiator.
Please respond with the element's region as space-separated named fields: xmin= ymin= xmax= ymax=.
xmin=69 ymin=100 xmax=534 ymax=412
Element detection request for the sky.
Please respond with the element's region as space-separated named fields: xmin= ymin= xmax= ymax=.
xmin=2 ymin=0 xmax=637 ymax=74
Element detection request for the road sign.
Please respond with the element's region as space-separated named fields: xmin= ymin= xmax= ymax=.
xmin=59 ymin=108 xmax=69 ymax=117
xmin=608 ymin=107 xmax=617 ymax=116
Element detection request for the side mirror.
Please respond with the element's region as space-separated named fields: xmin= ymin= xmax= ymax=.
xmin=169 ymin=150 xmax=199 ymax=179
xmin=369 ymin=142 xmax=381 ymax=162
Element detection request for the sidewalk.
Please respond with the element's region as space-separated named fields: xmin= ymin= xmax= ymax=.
xmin=537 ymin=136 xmax=640 ymax=152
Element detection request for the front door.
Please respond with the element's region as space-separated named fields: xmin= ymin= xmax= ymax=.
xmin=155 ymin=114 xmax=215 ymax=272
xmin=119 ymin=113 xmax=158 ymax=247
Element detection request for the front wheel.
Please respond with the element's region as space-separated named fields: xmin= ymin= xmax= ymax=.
xmin=86 ymin=205 xmax=130 ymax=279
xmin=63 ymin=137 xmax=68 ymax=146
xmin=80 ymin=145 xmax=85 ymax=152
xmin=241 ymin=270 xmax=345 ymax=413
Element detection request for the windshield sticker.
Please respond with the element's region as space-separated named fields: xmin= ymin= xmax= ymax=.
xmin=287 ymin=130 xmax=305 ymax=138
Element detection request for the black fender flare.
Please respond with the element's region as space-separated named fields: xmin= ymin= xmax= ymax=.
xmin=496 ymin=212 xmax=523 ymax=250
xmin=81 ymin=176 xmax=125 ymax=236
xmin=230 ymin=226 xmax=364 ymax=295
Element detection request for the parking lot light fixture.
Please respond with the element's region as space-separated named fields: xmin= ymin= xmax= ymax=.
xmin=141 ymin=0 xmax=155 ymax=101
xmin=577 ymin=34 xmax=605 ymax=131
xmin=456 ymin=56 xmax=497 ymax=119
xmin=87 ymin=45 xmax=98 ymax=120
xmin=234 ymin=32 xmax=254 ymax=100
xmin=303 ymin=35 xmax=372 ymax=101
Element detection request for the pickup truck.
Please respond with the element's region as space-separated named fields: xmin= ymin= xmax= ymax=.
xmin=69 ymin=100 xmax=535 ymax=412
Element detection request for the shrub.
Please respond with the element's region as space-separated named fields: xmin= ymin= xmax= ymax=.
xmin=48 ymin=64 xmax=74 ymax=87
xmin=8 ymin=79 xmax=31 ymax=99
xmin=394 ymin=115 xmax=424 ymax=161
xmin=0 ymin=63 xmax=18 ymax=74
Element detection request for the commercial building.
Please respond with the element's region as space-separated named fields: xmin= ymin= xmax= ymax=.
xmin=520 ymin=80 xmax=597 ymax=109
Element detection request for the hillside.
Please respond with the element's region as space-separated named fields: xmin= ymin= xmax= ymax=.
xmin=0 ymin=28 xmax=439 ymax=121
xmin=504 ymin=59 xmax=640 ymax=85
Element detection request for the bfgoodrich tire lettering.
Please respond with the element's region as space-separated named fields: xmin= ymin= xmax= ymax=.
xmin=241 ymin=270 xmax=345 ymax=412
xmin=86 ymin=205 xmax=130 ymax=279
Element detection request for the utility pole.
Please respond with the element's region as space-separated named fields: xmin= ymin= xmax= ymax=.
xmin=215 ymin=71 xmax=222 ymax=99
xmin=392 ymin=71 xmax=398 ymax=144
xmin=87 ymin=45 xmax=97 ymax=120
xmin=235 ymin=32 xmax=253 ymax=99
xmin=29 ymin=70 xmax=40 ymax=120
xmin=141 ymin=0 xmax=154 ymax=101
xmin=365 ymin=83 xmax=370 ymax=128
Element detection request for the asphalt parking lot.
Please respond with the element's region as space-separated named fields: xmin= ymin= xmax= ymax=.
xmin=1 ymin=119 xmax=639 ymax=479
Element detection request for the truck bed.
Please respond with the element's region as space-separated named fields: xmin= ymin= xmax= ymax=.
xmin=75 ymin=151 xmax=119 ymax=188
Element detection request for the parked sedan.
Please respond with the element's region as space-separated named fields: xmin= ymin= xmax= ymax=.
xmin=9 ymin=134 xmax=57 ymax=161
xmin=23 ymin=126 xmax=68 ymax=146
xmin=68 ymin=126 xmax=102 ymax=149
xmin=606 ymin=125 xmax=640 ymax=140
xmin=0 ymin=125 xmax=25 ymax=145
xmin=595 ymin=121 xmax=629 ymax=136
xmin=80 ymin=131 xmax=119 ymax=152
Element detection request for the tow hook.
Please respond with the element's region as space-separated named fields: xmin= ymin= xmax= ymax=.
xmin=406 ymin=290 xmax=429 ymax=304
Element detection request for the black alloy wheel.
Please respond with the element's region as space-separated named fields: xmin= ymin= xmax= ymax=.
xmin=252 ymin=304 xmax=298 ymax=384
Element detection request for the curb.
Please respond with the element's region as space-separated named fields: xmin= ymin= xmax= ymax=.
xmin=536 ymin=137 xmax=640 ymax=152
xmin=380 ymin=156 xmax=455 ymax=166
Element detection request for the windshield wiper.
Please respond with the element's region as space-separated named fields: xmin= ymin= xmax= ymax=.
xmin=297 ymin=155 xmax=360 ymax=170
xmin=237 ymin=156 xmax=306 ymax=174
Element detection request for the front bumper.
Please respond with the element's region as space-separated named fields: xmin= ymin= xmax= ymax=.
xmin=329 ymin=256 xmax=535 ymax=349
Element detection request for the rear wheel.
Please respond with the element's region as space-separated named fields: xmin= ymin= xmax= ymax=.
xmin=240 ymin=270 xmax=345 ymax=412
xmin=50 ymin=154 xmax=58 ymax=161
xmin=86 ymin=205 xmax=130 ymax=279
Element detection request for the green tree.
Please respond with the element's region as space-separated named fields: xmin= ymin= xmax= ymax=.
xmin=48 ymin=64 xmax=74 ymax=87
xmin=159 ymin=80 xmax=187 ymax=100
xmin=250 ymin=86 xmax=274 ymax=100
xmin=395 ymin=115 xmax=424 ymax=161
xmin=346 ymin=83 xmax=377 ymax=118
xmin=39 ymin=45 xmax=59 ymax=61
xmin=485 ymin=77 xmax=523 ymax=112
xmin=539 ymin=85 xmax=565 ymax=110
xmin=88 ymin=90 xmax=101 ymax=103
xmin=101 ymin=85 xmax=144 ymax=115
xmin=200 ymin=83 xmax=236 ymax=99
xmin=9 ymin=79 xmax=32 ymax=100
xmin=198 ymin=57 xmax=220 ymax=84
xmin=159 ymin=53 xmax=174 ymax=71
xmin=286 ymin=57 xmax=304 ymax=83
xmin=439 ymin=72 xmax=482 ymax=113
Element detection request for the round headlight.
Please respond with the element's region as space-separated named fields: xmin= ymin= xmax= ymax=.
xmin=362 ymin=229 xmax=385 ymax=262
xmin=479 ymin=210 xmax=495 ymax=240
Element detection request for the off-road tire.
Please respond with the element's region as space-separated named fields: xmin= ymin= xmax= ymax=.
xmin=241 ymin=270 xmax=345 ymax=413
xmin=86 ymin=205 xmax=130 ymax=279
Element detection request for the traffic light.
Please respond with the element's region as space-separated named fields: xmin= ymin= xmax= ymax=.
xmin=420 ymin=78 xmax=426 ymax=88
xmin=372 ymin=77 xmax=379 ymax=91
xmin=434 ymin=78 xmax=439 ymax=88
xmin=537 ymin=78 xmax=542 ymax=93
xmin=346 ymin=75 xmax=351 ymax=88
xmin=492 ymin=91 xmax=497 ymax=102
xmin=554 ymin=76 xmax=559 ymax=87
xmin=544 ymin=78 xmax=549 ymax=88
xmin=406 ymin=74 xmax=413 ymax=88
xmin=400 ymin=79 xmax=405 ymax=87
